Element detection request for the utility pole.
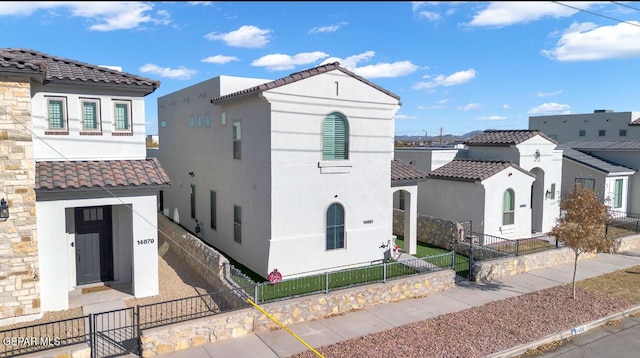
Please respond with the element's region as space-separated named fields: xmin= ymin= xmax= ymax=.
xmin=439 ymin=127 xmax=443 ymax=146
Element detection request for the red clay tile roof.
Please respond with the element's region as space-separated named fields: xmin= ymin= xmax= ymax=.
xmin=36 ymin=158 xmax=171 ymax=191
xmin=428 ymin=159 xmax=535 ymax=182
xmin=0 ymin=48 xmax=160 ymax=95
xmin=464 ymin=130 xmax=556 ymax=146
xmin=210 ymin=62 xmax=401 ymax=104
xmin=630 ymin=118 xmax=640 ymax=125
xmin=391 ymin=159 xmax=429 ymax=183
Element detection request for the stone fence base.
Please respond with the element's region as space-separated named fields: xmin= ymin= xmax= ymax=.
xmin=611 ymin=234 xmax=640 ymax=253
xmin=140 ymin=269 xmax=456 ymax=357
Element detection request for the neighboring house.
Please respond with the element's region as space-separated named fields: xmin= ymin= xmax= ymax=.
xmin=395 ymin=130 xmax=562 ymax=239
xmin=561 ymin=141 xmax=640 ymax=213
xmin=0 ymin=48 xmax=170 ymax=324
xmin=154 ymin=62 xmax=426 ymax=279
xmin=425 ymin=159 xmax=535 ymax=238
xmin=530 ymin=110 xmax=640 ymax=213
xmin=529 ymin=109 xmax=640 ymax=143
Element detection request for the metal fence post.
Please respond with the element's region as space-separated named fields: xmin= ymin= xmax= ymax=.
xmin=450 ymin=250 xmax=455 ymax=270
xmin=254 ymin=284 xmax=259 ymax=303
xmin=89 ymin=313 xmax=95 ymax=358
xmin=383 ymin=261 xmax=387 ymax=283
xmin=515 ymin=240 xmax=519 ymax=256
xmin=468 ymin=245 xmax=474 ymax=282
xmin=325 ymin=272 xmax=329 ymax=294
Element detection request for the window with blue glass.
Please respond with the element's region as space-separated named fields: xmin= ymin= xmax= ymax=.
xmin=326 ymin=203 xmax=345 ymax=250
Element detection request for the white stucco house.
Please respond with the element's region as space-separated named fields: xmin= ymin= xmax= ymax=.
xmin=154 ymin=62 xmax=427 ymax=279
xmin=395 ymin=130 xmax=563 ymax=239
xmin=0 ymin=48 xmax=170 ymax=323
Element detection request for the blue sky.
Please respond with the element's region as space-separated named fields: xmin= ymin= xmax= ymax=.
xmin=3 ymin=1 xmax=640 ymax=137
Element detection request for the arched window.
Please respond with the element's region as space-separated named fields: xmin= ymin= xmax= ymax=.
xmin=326 ymin=203 xmax=345 ymax=250
xmin=503 ymin=189 xmax=515 ymax=225
xmin=322 ymin=112 xmax=349 ymax=160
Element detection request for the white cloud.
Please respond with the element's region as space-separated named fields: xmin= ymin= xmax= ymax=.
xmin=528 ymin=102 xmax=572 ymax=115
xmin=321 ymin=51 xmax=418 ymax=78
xmin=502 ymin=104 xmax=511 ymax=109
xmin=0 ymin=2 xmax=172 ymax=31
xmin=417 ymin=11 xmax=441 ymax=22
xmin=413 ymin=69 xmax=476 ymax=90
xmin=252 ymin=52 xmax=329 ymax=71
xmin=395 ymin=114 xmax=417 ymax=120
xmin=458 ymin=103 xmax=483 ymax=111
xmin=188 ymin=1 xmax=214 ymax=6
xmin=475 ymin=115 xmax=507 ymax=121
xmin=139 ymin=63 xmax=197 ymax=80
xmin=309 ymin=21 xmax=347 ymax=34
xmin=536 ymin=90 xmax=563 ymax=97
xmin=201 ymin=55 xmax=239 ymax=64
xmin=467 ymin=1 xmax=589 ymax=27
xmin=205 ymin=25 xmax=272 ymax=48
xmin=542 ymin=21 xmax=640 ymax=62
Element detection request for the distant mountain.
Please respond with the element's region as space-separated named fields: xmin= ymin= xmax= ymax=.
xmin=395 ymin=130 xmax=484 ymax=143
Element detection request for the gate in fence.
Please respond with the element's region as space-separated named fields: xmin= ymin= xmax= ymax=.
xmin=90 ymin=307 xmax=139 ymax=358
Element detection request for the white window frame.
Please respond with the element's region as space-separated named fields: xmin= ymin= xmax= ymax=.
xmin=502 ymin=189 xmax=515 ymax=226
xmin=46 ymin=96 xmax=68 ymax=131
xmin=80 ymin=98 xmax=101 ymax=132
xmin=113 ymin=100 xmax=132 ymax=133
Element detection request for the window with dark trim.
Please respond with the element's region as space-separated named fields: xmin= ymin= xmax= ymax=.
xmin=575 ymin=178 xmax=595 ymax=191
xmin=190 ymin=184 xmax=196 ymax=219
xmin=234 ymin=205 xmax=242 ymax=243
xmin=233 ymin=121 xmax=241 ymax=159
xmin=210 ymin=191 xmax=217 ymax=230
xmin=47 ymin=97 xmax=68 ymax=131
xmin=326 ymin=203 xmax=345 ymax=250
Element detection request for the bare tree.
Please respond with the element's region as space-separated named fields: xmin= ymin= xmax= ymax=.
xmin=551 ymin=184 xmax=613 ymax=298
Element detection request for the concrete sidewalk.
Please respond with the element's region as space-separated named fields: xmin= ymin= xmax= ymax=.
xmin=161 ymin=252 xmax=640 ymax=358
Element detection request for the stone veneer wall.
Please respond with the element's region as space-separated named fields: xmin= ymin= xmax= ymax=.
xmin=611 ymin=234 xmax=640 ymax=253
xmin=157 ymin=214 xmax=246 ymax=310
xmin=393 ymin=209 xmax=461 ymax=249
xmin=140 ymin=269 xmax=456 ymax=356
xmin=0 ymin=77 xmax=40 ymax=322
xmin=472 ymin=247 xmax=597 ymax=282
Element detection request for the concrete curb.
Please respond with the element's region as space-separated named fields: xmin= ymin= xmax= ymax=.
xmin=486 ymin=304 xmax=640 ymax=358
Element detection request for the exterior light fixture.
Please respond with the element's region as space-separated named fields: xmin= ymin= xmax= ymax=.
xmin=545 ymin=190 xmax=552 ymax=199
xmin=0 ymin=198 xmax=9 ymax=220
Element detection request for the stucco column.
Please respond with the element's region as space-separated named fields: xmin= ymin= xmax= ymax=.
xmin=404 ymin=187 xmax=418 ymax=255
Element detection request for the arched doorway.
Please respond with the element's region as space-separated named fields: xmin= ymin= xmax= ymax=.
xmin=530 ymin=167 xmax=545 ymax=233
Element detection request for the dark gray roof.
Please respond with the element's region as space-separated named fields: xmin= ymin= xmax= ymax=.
xmin=565 ymin=140 xmax=640 ymax=151
xmin=428 ymin=159 xmax=535 ymax=182
xmin=0 ymin=48 xmax=160 ymax=95
xmin=630 ymin=118 xmax=640 ymax=125
xmin=559 ymin=145 xmax=635 ymax=175
xmin=211 ymin=62 xmax=401 ymax=105
xmin=464 ymin=130 xmax=557 ymax=146
xmin=391 ymin=159 xmax=429 ymax=186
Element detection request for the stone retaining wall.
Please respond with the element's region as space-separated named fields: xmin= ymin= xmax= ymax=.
xmin=139 ymin=269 xmax=456 ymax=356
xmin=611 ymin=234 xmax=640 ymax=253
xmin=393 ymin=209 xmax=461 ymax=249
xmin=472 ymin=247 xmax=597 ymax=282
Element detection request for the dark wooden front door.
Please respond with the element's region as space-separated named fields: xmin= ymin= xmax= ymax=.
xmin=75 ymin=206 xmax=113 ymax=285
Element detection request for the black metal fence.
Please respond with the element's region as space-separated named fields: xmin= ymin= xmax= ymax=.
xmin=607 ymin=210 xmax=640 ymax=239
xmin=137 ymin=289 xmax=250 ymax=330
xmin=0 ymin=315 xmax=88 ymax=357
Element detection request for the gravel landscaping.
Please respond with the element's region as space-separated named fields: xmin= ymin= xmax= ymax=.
xmin=290 ymin=265 xmax=640 ymax=358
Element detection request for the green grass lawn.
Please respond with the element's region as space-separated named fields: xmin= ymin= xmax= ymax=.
xmin=395 ymin=236 xmax=470 ymax=278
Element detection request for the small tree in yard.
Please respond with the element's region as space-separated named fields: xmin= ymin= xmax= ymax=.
xmin=551 ymin=184 xmax=613 ymax=299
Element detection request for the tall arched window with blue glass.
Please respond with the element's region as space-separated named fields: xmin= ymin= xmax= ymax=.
xmin=326 ymin=203 xmax=345 ymax=250
xmin=322 ymin=112 xmax=349 ymax=160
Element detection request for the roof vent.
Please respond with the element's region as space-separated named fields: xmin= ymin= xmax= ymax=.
xmin=594 ymin=109 xmax=613 ymax=113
